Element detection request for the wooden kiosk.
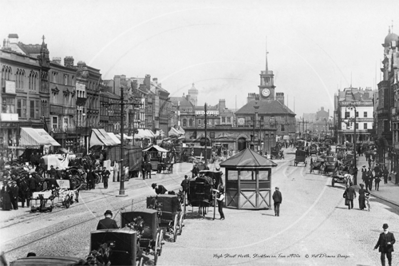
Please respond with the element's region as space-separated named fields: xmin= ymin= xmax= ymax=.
xmin=220 ymin=148 xmax=277 ymax=210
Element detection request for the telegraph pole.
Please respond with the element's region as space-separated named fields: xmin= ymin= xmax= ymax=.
xmin=204 ymin=103 xmax=208 ymax=166
xmin=119 ymin=87 xmax=126 ymax=196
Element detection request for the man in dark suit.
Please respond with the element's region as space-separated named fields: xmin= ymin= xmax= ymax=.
xmin=97 ymin=210 xmax=118 ymax=230
xmin=345 ymin=185 xmax=356 ymax=209
xmin=374 ymin=223 xmax=396 ymax=266
xmin=9 ymin=181 xmax=19 ymax=210
xmin=272 ymin=187 xmax=282 ymax=216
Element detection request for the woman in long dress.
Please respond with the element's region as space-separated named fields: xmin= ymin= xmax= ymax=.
xmin=1 ymin=181 xmax=12 ymax=211
xmin=358 ymin=184 xmax=366 ymax=210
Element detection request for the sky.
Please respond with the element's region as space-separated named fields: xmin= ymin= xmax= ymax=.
xmin=1 ymin=0 xmax=398 ymax=117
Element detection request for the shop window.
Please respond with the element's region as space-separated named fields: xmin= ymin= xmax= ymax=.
xmin=222 ymin=117 xmax=225 ymax=123
xmin=2 ymin=98 xmax=15 ymax=113
xmin=189 ymin=119 xmax=193 ymax=127
xmin=30 ymin=100 xmax=35 ymax=119
xmin=52 ymin=116 xmax=58 ymax=130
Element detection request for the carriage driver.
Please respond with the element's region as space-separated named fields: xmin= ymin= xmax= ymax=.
xmin=97 ymin=210 xmax=118 ymax=230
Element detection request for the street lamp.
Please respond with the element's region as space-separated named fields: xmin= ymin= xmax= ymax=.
xmin=102 ymin=87 xmax=144 ymax=197
xmin=344 ymin=103 xmax=357 ymax=185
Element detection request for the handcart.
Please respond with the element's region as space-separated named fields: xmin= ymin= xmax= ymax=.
xmin=30 ymin=191 xmax=54 ymax=212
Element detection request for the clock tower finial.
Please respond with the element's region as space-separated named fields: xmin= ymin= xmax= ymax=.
xmin=258 ymin=42 xmax=275 ymax=101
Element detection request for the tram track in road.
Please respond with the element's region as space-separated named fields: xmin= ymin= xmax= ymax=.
xmin=2 ymin=167 xmax=191 ymax=256
xmin=0 ymin=171 xmax=186 ymax=230
xmin=3 ymin=196 xmax=149 ymax=256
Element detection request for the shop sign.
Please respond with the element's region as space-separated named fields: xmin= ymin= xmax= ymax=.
xmin=340 ymin=101 xmax=373 ymax=106
xmin=5 ymin=81 xmax=16 ymax=94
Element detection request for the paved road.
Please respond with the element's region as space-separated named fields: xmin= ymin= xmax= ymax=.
xmin=157 ymin=150 xmax=399 ymax=266
xmin=1 ymin=154 xmax=398 ymax=266
xmin=0 ymin=162 xmax=193 ymax=264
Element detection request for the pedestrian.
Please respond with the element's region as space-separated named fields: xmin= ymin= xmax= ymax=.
xmin=272 ymin=187 xmax=282 ymax=217
xmin=141 ymin=161 xmax=146 ymax=180
xmin=102 ymin=167 xmax=110 ymax=189
xmin=375 ymin=173 xmax=381 ymax=191
xmin=216 ymin=186 xmax=225 ymax=220
xmin=18 ymin=178 xmax=30 ymax=208
xmin=87 ymin=169 xmax=95 ymax=190
xmin=48 ymin=165 xmax=56 ymax=179
xmin=9 ymin=180 xmax=19 ymax=210
xmin=365 ymin=189 xmax=371 ymax=211
xmin=180 ymin=175 xmax=190 ymax=193
xmin=96 ymin=210 xmax=118 ymax=230
xmin=344 ymin=184 xmax=356 ymax=210
xmin=151 ymin=183 xmax=167 ymax=195
xmin=361 ymin=165 xmax=367 ymax=183
xmin=358 ymin=184 xmax=366 ymax=210
xmin=383 ymin=166 xmax=389 ymax=184
xmin=0 ymin=180 xmax=12 ymax=211
xmin=145 ymin=162 xmax=152 ymax=179
xmin=374 ymin=223 xmax=396 ymax=266
xmin=367 ymin=169 xmax=374 ymax=191
xmin=114 ymin=161 xmax=119 ymax=182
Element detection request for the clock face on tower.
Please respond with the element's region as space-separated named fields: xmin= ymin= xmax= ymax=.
xmin=261 ymin=88 xmax=270 ymax=98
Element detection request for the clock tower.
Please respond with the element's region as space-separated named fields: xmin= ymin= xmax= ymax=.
xmin=258 ymin=48 xmax=275 ymax=100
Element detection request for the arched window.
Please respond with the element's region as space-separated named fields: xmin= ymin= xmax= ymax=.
xmin=183 ymin=119 xmax=187 ymax=127
xmin=189 ymin=119 xmax=193 ymax=127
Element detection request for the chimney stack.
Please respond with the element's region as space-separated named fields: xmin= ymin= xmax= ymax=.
xmin=64 ymin=56 xmax=74 ymax=67
xmin=276 ymin=92 xmax=285 ymax=105
xmin=52 ymin=57 xmax=62 ymax=64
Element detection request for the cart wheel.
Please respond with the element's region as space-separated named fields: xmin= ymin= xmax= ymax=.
xmin=137 ymin=256 xmax=144 ymax=266
xmin=173 ymin=215 xmax=178 ymax=242
xmin=64 ymin=196 xmax=71 ymax=208
xmin=158 ymin=229 xmax=164 ymax=256
xmin=178 ymin=213 xmax=184 ymax=235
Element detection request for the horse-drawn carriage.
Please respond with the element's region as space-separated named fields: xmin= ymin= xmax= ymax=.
xmin=270 ymin=146 xmax=284 ymax=159
xmin=185 ymin=170 xmax=223 ymax=217
xmin=294 ymin=149 xmax=307 ymax=166
xmin=147 ymin=194 xmax=183 ymax=242
xmin=121 ymin=209 xmax=163 ymax=265
xmin=322 ymin=156 xmax=339 ymax=176
xmin=309 ymin=155 xmax=325 ymax=174
xmin=309 ymin=143 xmax=318 ymax=155
xmin=89 ymin=229 xmax=143 ymax=266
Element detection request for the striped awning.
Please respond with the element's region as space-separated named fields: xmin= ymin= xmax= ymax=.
xmin=90 ymin=128 xmax=119 ymax=147
xmin=20 ymin=127 xmax=61 ymax=147
xmin=107 ymin=132 xmax=121 ymax=145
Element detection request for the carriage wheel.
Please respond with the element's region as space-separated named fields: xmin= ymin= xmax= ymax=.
xmin=158 ymin=229 xmax=164 ymax=256
xmin=64 ymin=195 xmax=71 ymax=208
xmin=154 ymin=232 xmax=160 ymax=265
xmin=178 ymin=212 xmax=184 ymax=235
xmin=173 ymin=215 xmax=178 ymax=242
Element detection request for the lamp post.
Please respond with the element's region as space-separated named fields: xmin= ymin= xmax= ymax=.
xmin=345 ymin=103 xmax=357 ymax=185
xmin=204 ymin=103 xmax=208 ymax=166
xmin=103 ymin=88 xmax=144 ymax=197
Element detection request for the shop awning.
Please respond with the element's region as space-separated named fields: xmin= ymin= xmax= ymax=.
xmin=168 ymin=126 xmax=185 ymax=137
xmin=143 ymin=145 xmax=168 ymax=153
xmin=90 ymin=129 xmax=119 ymax=147
xmin=20 ymin=127 xmax=61 ymax=147
xmin=107 ymin=132 xmax=121 ymax=145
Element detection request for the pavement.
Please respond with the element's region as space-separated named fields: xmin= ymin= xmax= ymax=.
xmin=356 ymin=155 xmax=399 ymax=207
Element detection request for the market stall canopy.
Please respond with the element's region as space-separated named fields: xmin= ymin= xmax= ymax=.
xmin=90 ymin=129 xmax=119 ymax=147
xmin=107 ymin=132 xmax=121 ymax=145
xmin=143 ymin=145 xmax=168 ymax=153
xmin=20 ymin=127 xmax=61 ymax=147
xmin=168 ymin=126 xmax=185 ymax=137
xmin=220 ymin=148 xmax=277 ymax=169
xmin=115 ymin=133 xmax=133 ymax=140
xmin=134 ymin=129 xmax=155 ymax=139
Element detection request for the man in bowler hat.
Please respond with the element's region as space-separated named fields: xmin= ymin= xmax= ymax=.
xmin=374 ymin=223 xmax=396 ymax=266
xmin=97 ymin=210 xmax=118 ymax=230
xmin=272 ymin=187 xmax=282 ymax=216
